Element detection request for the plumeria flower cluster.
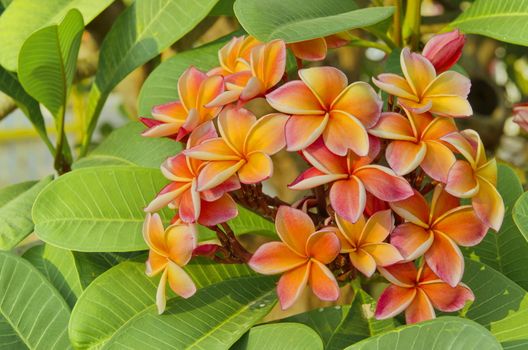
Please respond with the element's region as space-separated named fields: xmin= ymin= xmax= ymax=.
xmin=140 ymin=29 xmax=504 ymax=323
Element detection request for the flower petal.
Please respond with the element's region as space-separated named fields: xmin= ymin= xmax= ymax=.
xmin=146 ymin=250 xmax=167 ymax=277
xmin=275 ymin=206 xmax=314 ymax=256
xmin=425 ymin=231 xmax=464 ymax=287
xmin=398 ymin=98 xmax=433 ymax=114
xmin=420 ymin=281 xmax=474 ymax=312
xmin=302 ymin=138 xmax=348 ymax=175
xmin=420 ymin=141 xmax=455 ymax=182
xmin=201 ymin=175 xmax=240 ymax=202
xmin=423 ymin=71 xmax=470 ymax=97
xmin=177 ymin=184 xmax=201 ymax=224
xmin=473 ymin=177 xmax=505 ymax=231
xmin=375 ymin=285 xmax=416 ymax=320
xmin=309 ymin=260 xmax=340 ymax=301
xmin=196 ymin=74 xmax=224 ymax=119
xmin=299 ymin=66 xmax=348 ymax=108
xmin=196 ymin=160 xmax=245 ymax=191
xmin=329 ymin=177 xmax=366 ymax=223
xmin=289 ymin=167 xmax=346 ymax=190
xmin=386 ymin=140 xmax=426 ymax=176
xmin=378 ymin=262 xmax=418 ymax=287
xmin=305 ymin=230 xmax=340 ymax=264
xmin=161 ymin=154 xmax=194 ymax=182
xmin=335 ymin=213 xmax=366 ymax=248
xmin=401 ymin=48 xmax=436 ymax=97
xmin=285 ymin=114 xmax=329 ymax=151
xmin=167 ymin=260 xmax=196 ymax=299
xmin=144 ymin=182 xmax=191 ymax=212
xmin=245 ymin=113 xmax=288 ymax=155
xmin=420 ymin=116 xmax=457 ymax=141
xmin=405 ymin=288 xmax=435 ymax=324
xmin=441 ymin=132 xmax=477 ymax=166
xmin=372 ymin=74 xmax=416 ymax=101
xmin=433 ymin=206 xmax=488 ymax=246
xmin=361 ymin=209 xmax=393 ymax=244
xmin=362 ymin=243 xmax=403 ymax=267
xmin=445 ymin=160 xmax=479 ymax=198
xmin=150 ymin=101 xmax=188 ymax=123
xmin=389 ymin=190 xmax=430 ymax=227
xmin=185 ymin=138 xmax=239 ymax=161
xmin=349 ymin=249 xmax=377 ymax=277
xmin=323 ymin=111 xmax=369 ymax=156
xmin=332 ymin=81 xmax=382 ymax=128
xmin=156 ymin=269 xmax=168 ymax=314
xmin=143 ymin=213 xmax=167 ymax=254
xmin=178 ymin=67 xmax=207 ymax=110
xmin=369 ymin=112 xmax=416 ymax=141
xmin=289 ymin=38 xmax=327 ymax=61
xmin=266 ymin=80 xmax=323 ymax=115
xmin=427 ymin=95 xmax=473 ymax=117
xmin=277 ymin=262 xmax=311 ymax=310
xmin=198 ymin=194 xmax=238 ymax=226
xmin=429 ymin=184 xmax=460 ymax=221
xmin=166 ymin=222 xmax=197 ymax=266
xmin=238 ymin=152 xmax=273 ymax=184
xmin=355 ymin=165 xmax=414 ymax=202
xmin=249 ymin=242 xmax=308 ymax=274
xmin=251 ymin=39 xmax=286 ymax=89
xmin=391 ymin=223 xmax=434 ymax=261
xmin=218 ymin=107 xmax=256 ymax=154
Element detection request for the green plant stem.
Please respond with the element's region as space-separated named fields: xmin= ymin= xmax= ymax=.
xmin=402 ymin=0 xmax=423 ymax=50
xmin=348 ymin=38 xmax=391 ymax=53
xmin=393 ymin=0 xmax=403 ymax=47
xmin=364 ymin=27 xmax=397 ymax=50
xmin=53 ymin=107 xmax=71 ymax=174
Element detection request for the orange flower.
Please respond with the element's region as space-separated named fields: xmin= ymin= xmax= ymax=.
xmin=184 ymin=108 xmax=288 ymax=191
xmin=141 ymin=67 xmax=224 ymax=140
xmin=145 ymin=122 xmax=239 ymax=226
xmin=209 ymin=35 xmax=262 ymax=76
xmin=289 ymin=138 xmax=413 ymax=223
xmin=442 ymin=129 xmax=504 ymax=231
xmin=249 ymin=206 xmax=341 ymax=309
xmin=208 ymin=39 xmax=286 ymax=106
xmin=288 ymin=32 xmax=352 ymax=61
xmin=143 ymin=213 xmax=197 ymax=313
xmin=266 ymin=66 xmax=382 ymax=155
xmin=390 ymin=185 xmax=488 ymax=287
xmin=375 ymin=262 xmax=474 ymax=324
xmin=332 ymin=210 xmax=403 ymax=277
xmin=369 ymin=108 xmax=457 ymax=182
xmin=373 ymin=48 xmax=472 ymax=117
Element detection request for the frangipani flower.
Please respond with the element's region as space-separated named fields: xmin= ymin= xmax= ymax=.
xmin=442 ymin=130 xmax=504 ymax=231
xmin=422 ymin=29 xmax=465 ymax=74
xmin=145 ymin=122 xmax=239 ymax=226
xmin=390 ymin=185 xmax=487 ymax=287
xmin=369 ymin=109 xmax=457 ymax=182
xmin=143 ymin=213 xmax=197 ymax=313
xmin=249 ymin=206 xmax=340 ymax=309
xmin=289 ymin=138 xmax=413 ymax=223
xmin=141 ymin=67 xmax=224 ymax=140
xmin=208 ymin=40 xmax=286 ymax=106
xmin=185 ymin=108 xmax=288 ymax=191
xmin=266 ymin=66 xmax=382 ymax=156
xmin=289 ymin=32 xmax=352 ymax=61
xmin=209 ymin=35 xmax=261 ymax=76
xmin=332 ymin=210 xmax=403 ymax=277
xmin=373 ymin=48 xmax=472 ymax=117
xmin=375 ymin=262 xmax=474 ymax=324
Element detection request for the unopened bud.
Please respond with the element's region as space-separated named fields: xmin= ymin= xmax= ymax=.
xmin=422 ymin=29 xmax=465 ymax=73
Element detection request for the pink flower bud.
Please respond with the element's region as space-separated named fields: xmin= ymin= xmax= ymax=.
xmin=513 ymin=103 xmax=528 ymax=132
xmin=422 ymin=29 xmax=465 ymax=73
xmin=193 ymin=244 xmax=219 ymax=257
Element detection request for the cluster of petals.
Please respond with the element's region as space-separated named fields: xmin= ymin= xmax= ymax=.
xmin=288 ymin=32 xmax=352 ymax=61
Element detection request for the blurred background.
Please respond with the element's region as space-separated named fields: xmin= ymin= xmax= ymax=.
xmin=1 ymin=0 xmax=526 ymax=191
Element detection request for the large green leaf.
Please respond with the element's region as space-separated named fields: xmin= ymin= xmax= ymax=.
xmin=69 ymin=259 xmax=275 ymax=349
xmin=234 ymin=0 xmax=394 ymax=43
xmin=18 ymin=9 xmax=83 ymax=119
xmin=0 ymin=176 xmax=52 ymax=250
xmin=282 ymin=289 xmax=394 ymax=349
xmin=463 ymin=259 xmax=528 ymax=349
xmin=0 ymin=251 xmax=71 ymax=349
xmin=233 ymin=323 xmax=323 ymax=350
xmin=464 ymin=164 xmax=528 ymax=289
xmin=513 ymin=191 xmax=528 ymax=242
xmin=82 ymin=0 xmax=220 ymax=154
xmin=0 ymin=67 xmax=52 ymax=149
xmin=0 ymin=0 xmax=112 ymax=71
xmin=345 ymin=317 xmax=500 ymax=350
xmin=33 ymin=166 xmax=171 ymax=252
xmin=73 ymin=122 xmax=181 ymax=169
xmin=450 ymin=0 xmax=528 ymax=46
xmin=138 ymin=34 xmax=232 ymax=115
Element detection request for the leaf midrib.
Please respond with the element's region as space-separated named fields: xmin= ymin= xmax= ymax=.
xmin=452 ymin=12 xmax=528 ymax=26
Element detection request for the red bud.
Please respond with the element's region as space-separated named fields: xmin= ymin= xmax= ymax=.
xmin=513 ymin=103 xmax=528 ymax=132
xmin=422 ymin=29 xmax=465 ymax=74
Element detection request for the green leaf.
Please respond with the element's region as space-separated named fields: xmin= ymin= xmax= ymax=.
xmin=18 ymin=9 xmax=83 ymax=119
xmin=281 ymin=289 xmax=394 ymax=349
xmin=463 ymin=259 xmax=528 ymax=349
xmin=0 ymin=0 xmax=112 ymax=71
xmin=69 ymin=259 xmax=275 ymax=349
xmin=73 ymin=122 xmax=182 ymax=169
xmin=33 ymin=166 xmax=171 ymax=252
xmin=0 ymin=67 xmax=52 ymax=150
xmin=0 ymin=251 xmax=71 ymax=349
xmin=450 ymin=0 xmax=528 ymax=46
xmin=210 ymin=0 xmax=235 ymax=16
xmin=513 ymin=191 xmax=528 ymax=242
xmin=234 ymin=0 xmax=394 ymax=43
xmin=83 ymin=0 xmax=220 ymax=152
xmin=464 ymin=164 xmax=528 ymax=289
xmin=344 ymin=317 xmax=501 ymax=350
xmin=233 ymin=323 xmax=323 ymax=350
xmin=138 ymin=33 xmax=233 ymax=116
xmin=0 ymin=176 xmax=52 ymax=250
